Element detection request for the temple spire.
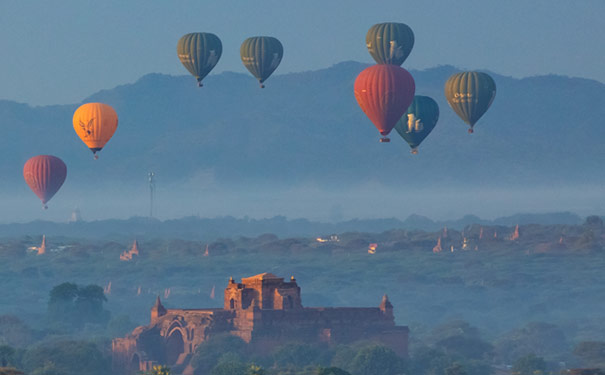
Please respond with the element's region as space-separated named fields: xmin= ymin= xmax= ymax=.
xmin=151 ymin=295 xmax=167 ymax=322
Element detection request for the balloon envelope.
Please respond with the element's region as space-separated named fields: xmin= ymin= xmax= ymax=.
xmin=354 ymin=64 xmax=415 ymax=138
xmin=73 ymin=103 xmax=118 ymax=156
xmin=240 ymin=36 xmax=283 ymax=87
xmin=23 ymin=155 xmax=67 ymax=206
xmin=177 ymin=32 xmax=222 ymax=86
xmin=366 ymin=22 xmax=414 ymax=66
xmin=395 ymin=95 xmax=439 ymax=151
xmin=444 ymin=71 xmax=496 ymax=132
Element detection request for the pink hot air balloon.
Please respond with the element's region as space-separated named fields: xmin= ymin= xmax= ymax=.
xmin=354 ymin=64 xmax=415 ymax=142
xmin=23 ymin=155 xmax=67 ymax=209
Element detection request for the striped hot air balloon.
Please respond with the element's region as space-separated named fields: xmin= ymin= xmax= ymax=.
xmin=23 ymin=155 xmax=67 ymax=209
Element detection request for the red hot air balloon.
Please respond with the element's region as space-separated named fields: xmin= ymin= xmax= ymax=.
xmin=23 ymin=155 xmax=67 ymax=209
xmin=354 ymin=64 xmax=415 ymax=142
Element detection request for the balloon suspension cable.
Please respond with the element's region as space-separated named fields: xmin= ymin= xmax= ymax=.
xmin=379 ymin=137 xmax=391 ymax=143
xmin=411 ymin=148 xmax=419 ymax=155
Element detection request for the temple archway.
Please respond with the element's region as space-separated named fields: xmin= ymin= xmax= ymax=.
xmin=166 ymin=329 xmax=184 ymax=365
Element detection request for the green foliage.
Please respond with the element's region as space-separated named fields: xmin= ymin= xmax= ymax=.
xmin=0 ymin=346 xmax=15 ymax=368
xmin=329 ymin=346 xmax=357 ymax=371
xmin=211 ymin=353 xmax=247 ymax=375
xmin=349 ymin=345 xmax=404 ymax=375
xmin=409 ymin=347 xmax=455 ymax=375
xmin=511 ymin=354 xmax=545 ymax=375
xmin=0 ymin=315 xmax=34 ymax=348
xmin=494 ymin=322 xmax=568 ymax=363
xmin=191 ymin=334 xmax=247 ymax=372
xmin=22 ymin=340 xmax=109 ymax=375
xmin=573 ymin=341 xmax=605 ymax=367
xmin=445 ymin=362 xmax=467 ymax=375
xmin=107 ymin=314 xmax=137 ymax=337
xmin=317 ymin=367 xmax=351 ymax=375
xmin=435 ymin=335 xmax=493 ymax=360
xmin=273 ymin=343 xmax=328 ymax=368
xmin=47 ymin=283 xmax=110 ymax=330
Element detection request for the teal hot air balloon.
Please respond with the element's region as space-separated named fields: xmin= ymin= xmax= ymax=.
xmin=240 ymin=36 xmax=283 ymax=88
xmin=177 ymin=32 xmax=222 ymax=87
xmin=444 ymin=71 xmax=496 ymax=133
xmin=366 ymin=22 xmax=414 ymax=66
xmin=394 ymin=96 xmax=439 ymax=154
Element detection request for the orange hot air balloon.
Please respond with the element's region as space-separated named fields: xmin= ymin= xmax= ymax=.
xmin=354 ymin=65 xmax=415 ymax=142
xmin=23 ymin=155 xmax=67 ymax=209
xmin=73 ymin=103 xmax=118 ymax=159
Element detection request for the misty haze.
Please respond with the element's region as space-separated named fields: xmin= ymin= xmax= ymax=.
xmin=1 ymin=2 xmax=604 ymax=375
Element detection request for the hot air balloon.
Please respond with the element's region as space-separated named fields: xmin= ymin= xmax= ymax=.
xmin=240 ymin=36 xmax=283 ymax=88
xmin=444 ymin=72 xmax=496 ymax=133
xmin=366 ymin=22 xmax=414 ymax=66
xmin=73 ymin=103 xmax=118 ymax=159
xmin=23 ymin=155 xmax=67 ymax=209
xmin=394 ymin=95 xmax=439 ymax=154
xmin=177 ymin=32 xmax=222 ymax=87
xmin=354 ymin=64 xmax=415 ymax=142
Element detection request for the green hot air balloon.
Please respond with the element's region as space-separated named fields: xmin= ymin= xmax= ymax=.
xmin=444 ymin=72 xmax=496 ymax=133
xmin=394 ymin=95 xmax=439 ymax=154
xmin=240 ymin=36 xmax=283 ymax=88
xmin=366 ymin=22 xmax=414 ymax=66
xmin=177 ymin=32 xmax=222 ymax=87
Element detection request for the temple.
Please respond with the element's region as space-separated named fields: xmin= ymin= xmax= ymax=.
xmin=112 ymin=273 xmax=408 ymax=375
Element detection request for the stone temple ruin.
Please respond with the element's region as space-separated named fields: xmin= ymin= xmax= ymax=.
xmin=112 ymin=273 xmax=408 ymax=374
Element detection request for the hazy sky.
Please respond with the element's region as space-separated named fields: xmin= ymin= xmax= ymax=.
xmin=0 ymin=0 xmax=603 ymax=105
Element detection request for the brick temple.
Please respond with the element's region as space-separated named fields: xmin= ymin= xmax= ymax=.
xmin=112 ymin=273 xmax=409 ymax=375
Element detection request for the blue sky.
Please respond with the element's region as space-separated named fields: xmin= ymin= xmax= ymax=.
xmin=0 ymin=0 xmax=603 ymax=105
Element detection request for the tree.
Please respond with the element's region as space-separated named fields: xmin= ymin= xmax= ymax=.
xmin=349 ymin=345 xmax=404 ymax=375
xmin=191 ymin=334 xmax=247 ymax=372
xmin=47 ymin=283 xmax=110 ymax=329
xmin=409 ymin=347 xmax=455 ymax=375
xmin=74 ymin=285 xmax=109 ymax=326
xmin=0 ymin=315 xmax=34 ymax=348
xmin=573 ymin=341 xmax=605 ymax=368
xmin=317 ymin=367 xmax=352 ymax=375
xmin=512 ymin=354 xmax=546 ymax=375
xmin=494 ymin=322 xmax=567 ymax=363
xmin=445 ymin=362 xmax=467 ymax=375
xmin=273 ymin=343 xmax=326 ymax=368
xmin=22 ymin=340 xmax=109 ymax=375
xmin=435 ymin=335 xmax=493 ymax=360
xmin=211 ymin=353 xmax=247 ymax=375
xmin=0 ymin=346 xmax=15 ymax=368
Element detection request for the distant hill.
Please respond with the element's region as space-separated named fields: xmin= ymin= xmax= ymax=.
xmin=0 ymin=212 xmax=583 ymax=239
xmin=2 ymin=61 xmax=605 ymax=191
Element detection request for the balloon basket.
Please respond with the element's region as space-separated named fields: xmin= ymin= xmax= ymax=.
xmin=94 ymin=154 xmax=99 ymax=160
xmin=379 ymin=137 xmax=390 ymax=143
xmin=197 ymin=80 xmax=203 ymax=88
xmin=411 ymin=148 xmax=418 ymax=155
xmin=43 ymin=204 xmax=48 ymax=210
xmin=468 ymin=128 xmax=474 ymax=134
xmin=260 ymin=83 xmax=265 ymax=89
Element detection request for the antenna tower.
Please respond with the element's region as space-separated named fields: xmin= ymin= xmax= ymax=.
xmin=148 ymin=172 xmax=155 ymax=218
